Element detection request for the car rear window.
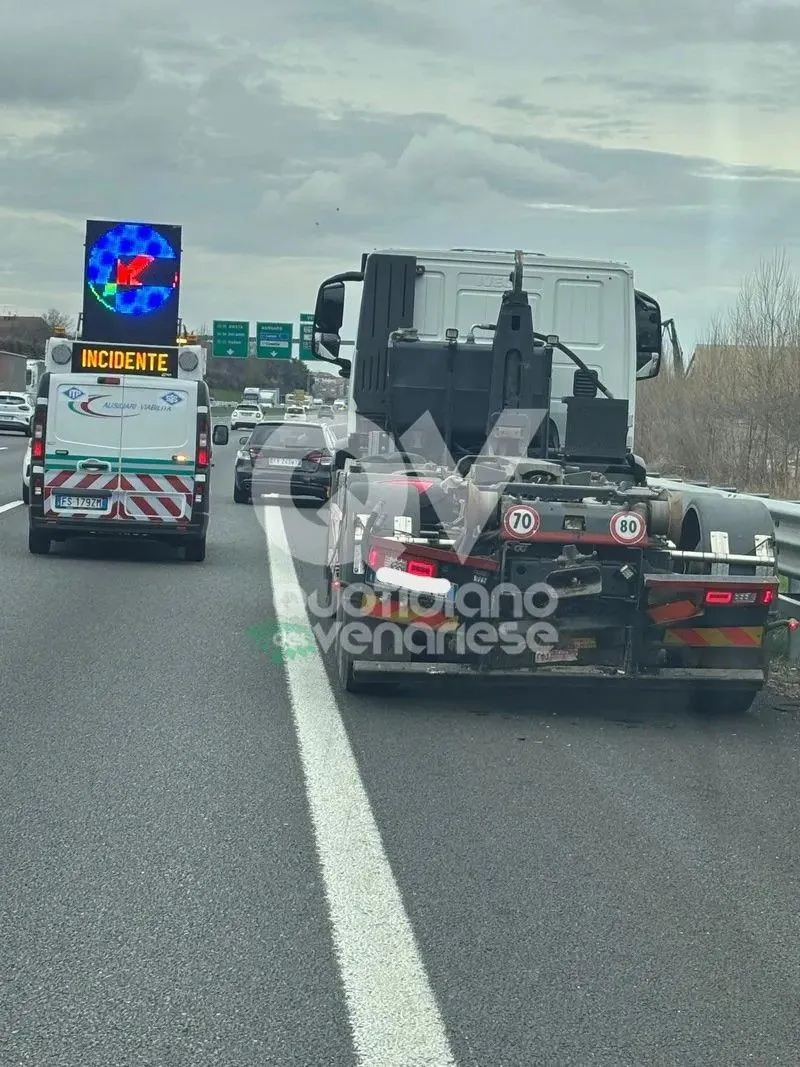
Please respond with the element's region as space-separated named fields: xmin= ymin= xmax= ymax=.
xmin=0 ymin=394 xmax=27 ymax=405
xmin=249 ymin=424 xmax=326 ymax=448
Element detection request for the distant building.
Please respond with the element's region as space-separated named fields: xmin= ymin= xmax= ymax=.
xmin=0 ymin=314 xmax=51 ymax=356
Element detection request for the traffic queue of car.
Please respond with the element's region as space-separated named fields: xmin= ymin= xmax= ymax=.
xmin=16 ymin=396 xmax=346 ymax=511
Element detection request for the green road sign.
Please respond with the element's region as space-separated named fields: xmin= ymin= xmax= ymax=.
xmin=213 ymin=320 xmax=249 ymax=358
xmin=256 ymin=321 xmax=292 ymax=359
xmin=299 ymin=313 xmax=314 ymax=360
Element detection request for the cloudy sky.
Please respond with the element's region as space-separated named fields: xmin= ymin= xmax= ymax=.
xmin=3 ymin=0 xmax=800 ymax=363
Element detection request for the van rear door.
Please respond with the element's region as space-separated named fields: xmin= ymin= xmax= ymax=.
xmin=43 ymin=375 xmax=125 ymax=521
xmin=118 ymin=378 xmax=198 ymax=524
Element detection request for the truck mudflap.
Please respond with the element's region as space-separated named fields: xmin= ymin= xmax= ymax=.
xmin=334 ymin=555 xmax=781 ymax=693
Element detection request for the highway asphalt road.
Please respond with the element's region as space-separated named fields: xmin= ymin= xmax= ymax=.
xmin=2 ymin=423 xmax=800 ymax=1066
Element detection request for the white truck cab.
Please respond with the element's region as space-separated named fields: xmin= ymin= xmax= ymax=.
xmin=311 ymin=247 xmax=662 ymax=453
xmin=27 ymin=338 xmax=229 ymax=559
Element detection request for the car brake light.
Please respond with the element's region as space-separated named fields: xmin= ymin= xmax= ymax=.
xmin=761 ymin=588 xmax=775 ymax=604
xmin=97 ymin=376 xmax=121 ymax=385
xmin=305 ymin=450 xmax=332 ymax=466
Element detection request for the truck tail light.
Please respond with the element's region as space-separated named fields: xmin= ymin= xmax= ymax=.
xmin=704 ymin=588 xmax=775 ymax=605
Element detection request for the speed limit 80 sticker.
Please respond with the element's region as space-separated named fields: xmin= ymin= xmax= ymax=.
xmin=609 ymin=510 xmax=647 ymax=545
xmin=502 ymin=504 xmax=540 ymax=539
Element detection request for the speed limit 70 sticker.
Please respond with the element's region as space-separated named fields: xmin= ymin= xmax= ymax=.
xmin=609 ymin=510 xmax=647 ymax=545
xmin=502 ymin=504 xmax=540 ymax=539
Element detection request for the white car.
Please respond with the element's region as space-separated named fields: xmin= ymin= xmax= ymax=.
xmin=230 ymin=404 xmax=264 ymax=430
xmin=0 ymin=391 xmax=33 ymax=435
xmin=284 ymin=406 xmax=307 ymax=423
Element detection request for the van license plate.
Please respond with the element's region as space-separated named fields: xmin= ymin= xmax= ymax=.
xmin=54 ymin=494 xmax=109 ymax=510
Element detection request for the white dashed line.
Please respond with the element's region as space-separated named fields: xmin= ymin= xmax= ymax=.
xmin=0 ymin=501 xmax=23 ymax=515
xmin=262 ymin=505 xmax=457 ymax=1067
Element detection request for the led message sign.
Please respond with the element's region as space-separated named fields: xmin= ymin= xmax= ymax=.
xmin=71 ymin=343 xmax=178 ymax=377
xmin=81 ymin=220 xmax=182 ymax=346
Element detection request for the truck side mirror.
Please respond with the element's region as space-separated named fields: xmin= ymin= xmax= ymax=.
xmin=314 ymin=280 xmax=345 ymax=336
xmin=635 ymin=289 xmax=662 ymax=379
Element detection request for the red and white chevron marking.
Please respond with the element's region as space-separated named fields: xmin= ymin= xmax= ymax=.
xmin=43 ymin=470 xmax=194 ymax=523
xmin=120 ymin=473 xmax=193 ymax=522
xmin=43 ymin=470 xmax=118 ymax=519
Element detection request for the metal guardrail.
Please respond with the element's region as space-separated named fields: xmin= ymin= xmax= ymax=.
xmin=650 ymin=475 xmax=800 ymax=661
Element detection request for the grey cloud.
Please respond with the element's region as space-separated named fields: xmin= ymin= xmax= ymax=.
xmin=3 ymin=52 xmax=800 ymax=269
xmin=0 ymin=30 xmax=145 ymax=105
xmin=493 ymin=96 xmax=549 ymax=116
xmin=543 ymin=71 xmax=799 ymax=112
xmin=537 ymin=0 xmax=800 ymax=49
xmin=2 ymin=3 xmax=799 ymax=345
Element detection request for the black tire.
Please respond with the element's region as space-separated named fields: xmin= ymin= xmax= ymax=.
xmin=184 ymin=536 xmax=206 ymax=562
xmin=28 ymin=528 xmax=51 ymax=555
xmin=233 ymin=483 xmax=251 ymax=504
xmin=335 ymin=593 xmax=370 ymax=693
xmin=22 ymin=483 xmax=29 ymax=505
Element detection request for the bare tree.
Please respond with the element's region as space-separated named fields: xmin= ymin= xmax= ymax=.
xmin=41 ymin=308 xmax=76 ymax=334
xmin=635 ymin=248 xmax=800 ymax=498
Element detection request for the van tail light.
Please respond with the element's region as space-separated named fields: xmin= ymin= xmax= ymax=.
xmin=196 ymin=414 xmax=209 ymax=469
xmin=31 ymin=415 xmax=45 ymax=460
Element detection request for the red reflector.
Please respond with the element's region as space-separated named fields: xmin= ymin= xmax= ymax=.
xmin=97 ymin=376 xmax=120 ymax=385
xmin=705 ymin=590 xmax=733 ymax=605
xmin=762 ymin=588 xmax=775 ymax=604
xmin=197 ymin=447 xmax=209 ymax=467
xmin=406 ymin=558 xmax=436 ymax=577
xmin=32 ymin=439 xmax=44 ymax=459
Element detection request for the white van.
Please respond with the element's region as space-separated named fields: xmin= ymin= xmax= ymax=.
xmin=27 ymin=351 xmax=229 ymax=559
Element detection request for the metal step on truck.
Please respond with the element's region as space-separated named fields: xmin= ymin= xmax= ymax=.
xmin=305 ymin=247 xmax=788 ymax=710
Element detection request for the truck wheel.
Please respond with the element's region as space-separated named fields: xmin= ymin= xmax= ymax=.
xmin=335 ymin=593 xmax=370 ymax=693
xmin=184 ymin=536 xmax=206 ymax=562
xmin=28 ymin=528 xmax=51 ymax=555
xmin=22 ymin=483 xmax=29 ymax=505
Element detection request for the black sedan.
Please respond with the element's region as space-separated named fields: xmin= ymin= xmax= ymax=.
xmin=233 ymin=421 xmax=339 ymax=504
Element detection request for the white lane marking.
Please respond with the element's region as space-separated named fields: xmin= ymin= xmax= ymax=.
xmin=262 ymin=506 xmax=457 ymax=1067
xmin=0 ymin=500 xmax=23 ymax=515
xmin=0 ymin=446 xmax=8 ymax=451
